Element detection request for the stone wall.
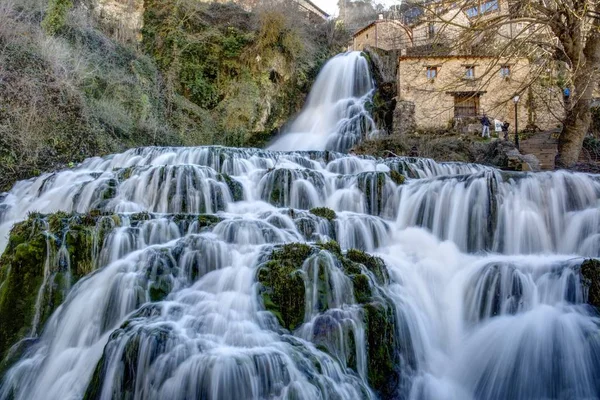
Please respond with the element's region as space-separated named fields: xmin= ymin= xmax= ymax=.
xmin=393 ymin=100 xmax=416 ymax=135
xmin=353 ymin=20 xmax=411 ymax=51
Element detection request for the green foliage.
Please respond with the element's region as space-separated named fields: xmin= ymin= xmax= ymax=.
xmin=0 ymin=6 xmax=179 ymax=191
xmin=141 ymin=0 xmax=342 ymax=149
xmin=41 ymin=0 xmax=73 ymax=35
xmin=1 ymin=0 xmax=345 ymax=189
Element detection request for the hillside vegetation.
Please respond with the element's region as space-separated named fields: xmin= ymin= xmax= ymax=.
xmin=0 ymin=0 xmax=346 ymax=191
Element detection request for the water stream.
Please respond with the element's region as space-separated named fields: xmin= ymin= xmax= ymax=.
xmin=0 ymin=52 xmax=599 ymax=400
xmin=268 ymin=51 xmax=377 ymax=152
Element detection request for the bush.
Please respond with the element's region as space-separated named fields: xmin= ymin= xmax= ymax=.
xmin=41 ymin=0 xmax=72 ymax=35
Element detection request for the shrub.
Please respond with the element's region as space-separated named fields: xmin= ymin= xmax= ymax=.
xmin=41 ymin=0 xmax=73 ymax=35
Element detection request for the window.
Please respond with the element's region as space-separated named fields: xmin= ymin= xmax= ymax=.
xmin=426 ymin=66 xmax=438 ymax=80
xmin=500 ymin=65 xmax=511 ymax=78
xmin=466 ymin=6 xmax=478 ymax=17
xmin=465 ymin=66 xmax=475 ymax=79
xmin=366 ymin=34 xmax=369 ymax=39
xmin=481 ymin=0 xmax=499 ymax=13
xmin=466 ymin=0 xmax=498 ymax=17
xmin=428 ymin=22 xmax=435 ymax=39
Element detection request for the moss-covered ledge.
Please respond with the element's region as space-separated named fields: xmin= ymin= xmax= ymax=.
xmin=256 ymin=241 xmax=402 ymax=398
xmin=0 ymin=211 xmax=122 ymax=361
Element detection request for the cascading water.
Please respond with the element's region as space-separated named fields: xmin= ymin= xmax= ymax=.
xmin=0 ymin=145 xmax=599 ymax=400
xmin=268 ymin=51 xmax=377 ymax=152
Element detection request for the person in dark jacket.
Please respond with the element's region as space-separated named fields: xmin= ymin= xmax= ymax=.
xmin=481 ymin=114 xmax=491 ymax=138
xmin=502 ymin=121 xmax=510 ymax=140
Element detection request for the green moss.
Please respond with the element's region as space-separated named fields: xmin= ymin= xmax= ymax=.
xmin=0 ymin=211 xmax=123 ymax=360
xmin=257 ymin=244 xmax=312 ymax=331
xmin=83 ymin=343 xmax=108 ymax=400
xmin=351 ymin=273 xmax=372 ymax=304
xmin=346 ymin=249 xmax=389 ymax=286
xmin=309 ymin=207 xmax=336 ymax=221
xmin=317 ymin=241 xmax=342 ymax=257
xmin=41 ymin=0 xmax=73 ymax=35
xmin=389 ymin=170 xmax=406 ymax=185
xmin=47 ymin=211 xmax=71 ymax=233
xmin=130 ymin=212 xmax=152 ymax=223
xmin=0 ymin=221 xmax=48 ymax=360
xmin=364 ymin=301 xmax=400 ymax=398
xmin=197 ymin=214 xmax=222 ymax=229
xmin=581 ymin=259 xmax=600 ymax=308
xmin=148 ymin=278 xmax=171 ymax=302
xmin=64 ymin=226 xmax=95 ymax=280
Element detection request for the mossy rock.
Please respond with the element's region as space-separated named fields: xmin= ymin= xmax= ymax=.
xmin=346 ymin=248 xmax=389 ymax=286
xmin=257 ymin=244 xmax=312 ymax=331
xmin=356 ymin=172 xmax=388 ymax=214
xmin=64 ymin=227 xmax=95 ymax=280
xmin=316 ymin=240 xmax=342 ymax=257
xmin=196 ymin=214 xmax=223 ymax=229
xmin=0 ymin=219 xmax=48 ymax=360
xmin=219 ymin=173 xmax=244 ymax=202
xmin=581 ymin=259 xmax=600 ymax=308
xmin=0 ymin=211 xmax=122 ymax=360
xmin=148 ymin=277 xmax=172 ymax=302
xmin=364 ymin=301 xmax=401 ymax=398
xmin=309 ymin=207 xmax=336 ymax=221
xmin=84 ymin=324 xmax=174 ymax=400
xmin=389 ymin=170 xmax=406 ymax=185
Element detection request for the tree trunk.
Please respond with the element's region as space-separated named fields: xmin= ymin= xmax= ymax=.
xmin=555 ymin=8 xmax=600 ymax=169
xmin=556 ymin=97 xmax=591 ymax=168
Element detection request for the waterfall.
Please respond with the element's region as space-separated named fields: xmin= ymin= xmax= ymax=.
xmin=268 ymin=51 xmax=377 ymax=152
xmin=0 ymin=146 xmax=599 ymax=400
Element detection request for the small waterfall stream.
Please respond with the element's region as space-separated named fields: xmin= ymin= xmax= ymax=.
xmin=0 ymin=51 xmax=599 ymax=400
xmin=268 ymin=52 xmax=377 ymax=152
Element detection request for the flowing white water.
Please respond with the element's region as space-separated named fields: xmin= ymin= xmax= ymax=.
xmin=268 ymin=51 xmax=377 ymax=152
xmin=0 ymin=146 xmax=599 ymax=400
xmin=1 ymin=49 xmax=600 ymax=400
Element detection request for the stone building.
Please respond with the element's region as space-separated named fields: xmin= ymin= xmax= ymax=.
xmin=397 ymin=55 xmax=562 ymax=132
xmin=348 ymin=0 xmax=564 ymax=134
xmin=409 ymin=8 xmax=470 ymax=54
xmin=352 ymin=18 xmax=412 ymax=51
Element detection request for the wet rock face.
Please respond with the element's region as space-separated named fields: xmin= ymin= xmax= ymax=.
xmin=257 ymin=243 xmax=312 ymax=331
xmin=257 ymin=242 xmax=404 ymax=398
xmin=581 ymin=259 xmax=600 ymax=308
xmin=0 ymin=213 xmax=116 ymax=360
